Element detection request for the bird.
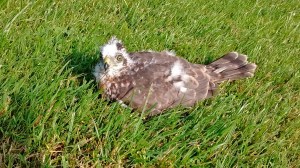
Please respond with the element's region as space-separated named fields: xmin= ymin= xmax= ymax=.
xmin=93 ymin=37 xmax=257 ymax=116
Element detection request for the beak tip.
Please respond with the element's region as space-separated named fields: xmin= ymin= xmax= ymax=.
xmin=103 ymin=57 xmax=109 ymax=70
xmin=104 ymin=63 xmax=109 ymax=70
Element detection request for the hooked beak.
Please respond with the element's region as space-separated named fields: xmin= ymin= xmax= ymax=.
xmin=103 ymin=57 xmax=110 ymax=71
xmin=104 ymin=57 xmax=110 ymax=65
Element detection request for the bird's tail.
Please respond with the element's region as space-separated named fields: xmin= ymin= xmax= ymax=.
xmin=207 ymin=52 xmax=257 ymax=83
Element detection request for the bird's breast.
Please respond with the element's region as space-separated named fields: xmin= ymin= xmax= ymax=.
xmin=100 ymin=76 xmax=133 ymax=100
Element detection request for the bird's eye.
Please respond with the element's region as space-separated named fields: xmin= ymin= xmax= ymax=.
xmin=116 ymin=55 xmax=123 ymax=62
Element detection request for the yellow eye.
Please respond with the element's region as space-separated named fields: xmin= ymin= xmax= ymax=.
xmin=116 ymin=55 xmax=123 ymax=62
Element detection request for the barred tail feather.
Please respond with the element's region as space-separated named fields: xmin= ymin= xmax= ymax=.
xmin=208 ymin=52 xmax=257 ymax=83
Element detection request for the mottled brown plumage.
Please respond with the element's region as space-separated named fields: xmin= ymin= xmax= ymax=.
xmin=93 ymin=37 xmax=257 ymax=116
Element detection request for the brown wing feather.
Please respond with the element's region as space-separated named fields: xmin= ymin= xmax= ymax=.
xmin=118 ymin=52 xmax=177 ymax=114
xmin=119 ymin=51 xmax=212 ymax=115
xmin=207 ymin=52 xmax=257 ymax=83
xmin=178 ymin=63 xmax=211 ymax=105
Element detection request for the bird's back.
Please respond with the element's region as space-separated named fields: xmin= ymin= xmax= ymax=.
xmin=115 ymin=51 xmax=212 ymax=115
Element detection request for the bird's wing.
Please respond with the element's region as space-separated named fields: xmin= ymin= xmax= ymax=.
xmin=117 ymin=51 xmax=176 ymax=113
xmin=118 ymin=51 xmax=213 ymax=115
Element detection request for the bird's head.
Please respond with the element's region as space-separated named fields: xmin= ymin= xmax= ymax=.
xmin=98 ymin=37 xmax=133 ymax=76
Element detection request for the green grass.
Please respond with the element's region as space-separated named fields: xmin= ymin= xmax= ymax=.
xmin=0 ymin=0 xmax=299 ymax=167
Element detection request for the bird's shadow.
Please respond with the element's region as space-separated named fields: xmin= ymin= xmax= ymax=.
xmin=64 ymin=50 xmax=99 ymax=85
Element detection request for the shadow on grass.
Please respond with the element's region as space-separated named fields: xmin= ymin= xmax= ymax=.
xmin=64 ymin=50 xmax=99 ymax=85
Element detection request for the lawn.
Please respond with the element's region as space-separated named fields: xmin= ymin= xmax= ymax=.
xmin=0 ymin=0 xmax=299 ymax=167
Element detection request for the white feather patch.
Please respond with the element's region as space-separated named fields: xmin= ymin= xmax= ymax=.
xmin=101 ymin=44 xmax=118 ymax=57
xmin=174 ymin=81 xmax=187 ymax=93
xmin=180 ymin=87 xmax=188 ymax=93
xmin=171 ymin=61 xmax=184 ymax=78
xmin=118 ymin=100 xmax=128 ymax=107
xmin=168 ymin=61 xmax=188 ymax=93
xmin=214 ymin=67 xmax=227 ymax=73
xmin=164 ymin=50 xmax=176 ymax=56
xmin=173 ymin=81 xmax=184 ymax=88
